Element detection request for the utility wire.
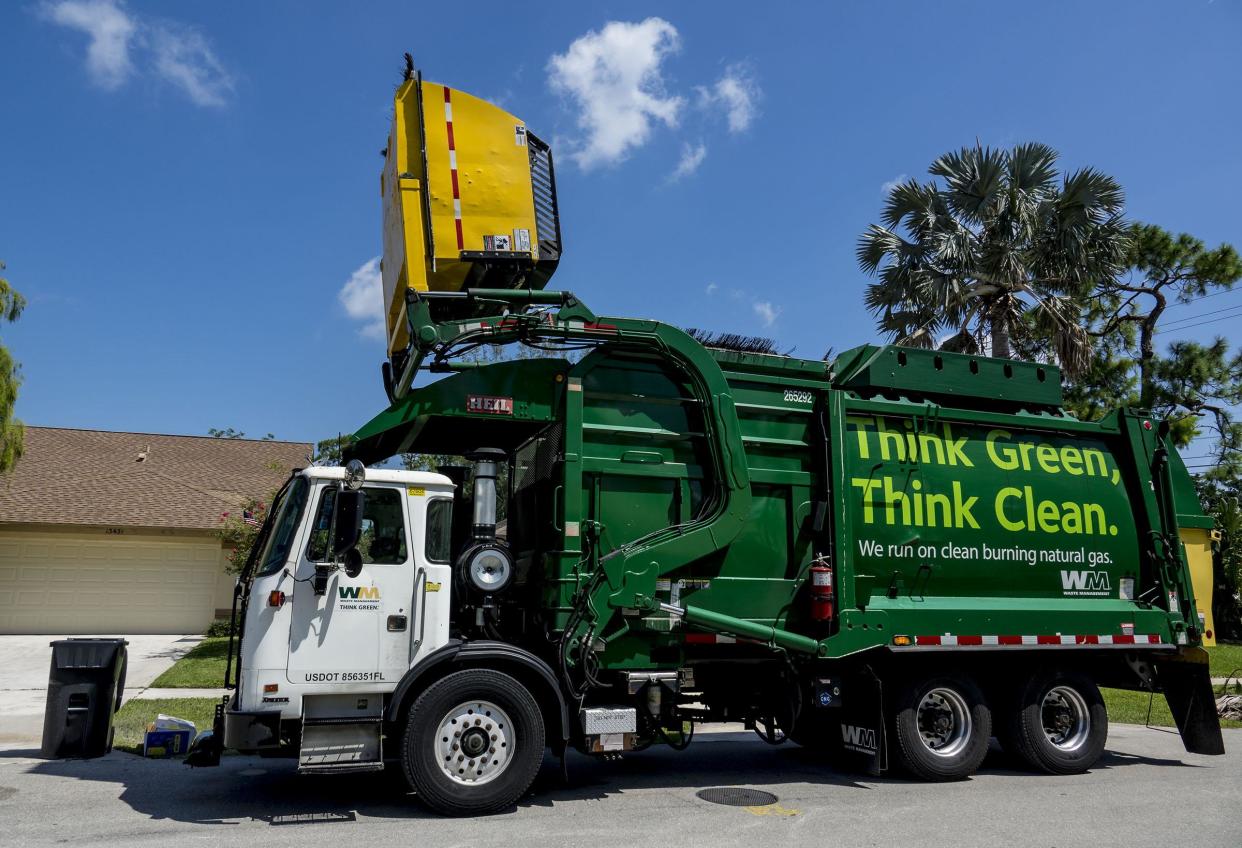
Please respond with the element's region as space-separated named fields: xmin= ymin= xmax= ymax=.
xmin=1157 ymin=302 xmax=1242 ymax=331
xmin=1155 ymin=311 xmax=1242 ymax=335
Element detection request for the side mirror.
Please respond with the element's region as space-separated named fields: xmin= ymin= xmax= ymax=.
xmin=341 ymin=548 xmax=363 ymax=579
xmin=333 ymin=489 xmax=365 ymax=557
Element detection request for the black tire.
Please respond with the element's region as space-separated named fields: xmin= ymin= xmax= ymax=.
xmin=891 ymin=673 xmax=991 ymax=781
xmin=1002 ymin=670 xmax=1107 ymax=775
xmin=401 ymin=669 xmax=546 ymax=816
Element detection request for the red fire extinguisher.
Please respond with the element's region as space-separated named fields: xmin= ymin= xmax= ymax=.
xmin=809 ymin=560 xmax=834 ymax=622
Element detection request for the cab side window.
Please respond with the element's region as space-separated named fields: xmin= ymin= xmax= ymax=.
xmin=307 ymin=486 xmax=408 ymax=564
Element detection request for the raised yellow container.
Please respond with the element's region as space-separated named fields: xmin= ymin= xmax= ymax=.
xmin=1180 ymin=527 xmax=1219 ymax=646
xmin=380 ymin=71 xmax=561 ymax=354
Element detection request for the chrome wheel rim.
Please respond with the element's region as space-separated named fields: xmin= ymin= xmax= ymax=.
xmin=434 ymin=700 xmax=514 ymax=785
xmin=916 ymin=687 xmax=972 ymax=757
xmin=1041 ymin=685 xmax=1090 ymax=752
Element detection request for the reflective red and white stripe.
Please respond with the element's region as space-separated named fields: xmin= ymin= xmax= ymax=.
xmin=443 ymin=87 xmax=464 ymax=250
xmin=908 ymin=634 xmax=1163 ymax=647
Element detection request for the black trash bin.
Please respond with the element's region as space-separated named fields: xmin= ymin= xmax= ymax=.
xmin=41 ymin=638 xmax=128 ymax=759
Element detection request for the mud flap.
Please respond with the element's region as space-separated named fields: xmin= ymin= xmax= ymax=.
xmin=837 ymin=666 xmax=886 ymax=776
xmin=184 ymin=697 xmax=227 ymax=767
xmin=1155 ymin=650 xmax=1225 ymax=756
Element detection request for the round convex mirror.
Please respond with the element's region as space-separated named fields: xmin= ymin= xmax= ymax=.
xmin=343 ymin=459 xmax=366 ymax=491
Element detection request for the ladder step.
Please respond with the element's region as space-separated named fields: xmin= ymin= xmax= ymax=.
xmin=302 ymin=716 xmax=383 ymax=727
xmin=299 ymin=761 xmax=385 ymax=775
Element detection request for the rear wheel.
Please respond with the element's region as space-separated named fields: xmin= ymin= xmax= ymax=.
xmin=401 ymin=669 xmax=545 ymax=816
xmin=891 ymin=674 xmax=991 ymax=781
xmin=1003 ymin=670 xmax=1107 ymax=775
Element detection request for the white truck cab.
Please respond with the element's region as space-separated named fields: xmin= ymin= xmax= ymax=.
xmin=224 ymin=465 xmax=457 ymax=771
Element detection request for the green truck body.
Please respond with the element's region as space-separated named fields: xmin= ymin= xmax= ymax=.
xmin=353 ymin=291 xmax=1207 ymax=665
xmin=326 ymin=286 xmax=1223 ymax=809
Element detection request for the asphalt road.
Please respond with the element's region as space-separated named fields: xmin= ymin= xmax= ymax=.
xmin=1 ymin=725 xmax=1237 ymax=848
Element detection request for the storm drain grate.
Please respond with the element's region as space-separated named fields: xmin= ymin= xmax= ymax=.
xmin=696 ymin=787 xmax=778 ymax=807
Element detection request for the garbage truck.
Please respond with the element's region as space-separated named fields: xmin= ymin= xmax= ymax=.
xmin=193 ymin=63 xmax=1225 ymax=816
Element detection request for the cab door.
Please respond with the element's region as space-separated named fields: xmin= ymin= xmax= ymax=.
xmin=286 ymin=483 xmax=416 ymax=689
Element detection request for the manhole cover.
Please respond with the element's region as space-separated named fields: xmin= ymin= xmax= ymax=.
xmin=696 ymin=787 xmax=778 ymax=807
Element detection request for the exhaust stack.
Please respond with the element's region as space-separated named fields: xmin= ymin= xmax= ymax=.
xmin=466 ymin=448 xmax=505 ymax=540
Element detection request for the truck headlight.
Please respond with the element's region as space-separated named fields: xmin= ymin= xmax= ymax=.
xmin=461 ymin=543 xmax=514 ymax=594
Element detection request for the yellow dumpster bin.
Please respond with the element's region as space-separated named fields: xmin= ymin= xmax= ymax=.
xmin=381 ymin=62 xmax=561 ymax=354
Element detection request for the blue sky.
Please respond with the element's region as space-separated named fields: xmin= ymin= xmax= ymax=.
xmin=2 ymin=0 xmax=1240 ymax=449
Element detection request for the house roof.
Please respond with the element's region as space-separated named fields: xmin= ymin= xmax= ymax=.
xmin=0 ymin=427 xmax=313 ymax=530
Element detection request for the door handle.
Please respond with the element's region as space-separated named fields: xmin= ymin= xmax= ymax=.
xmin=387 ymin=615 xmax=408 ymax=632
xmin=408 ymin=568 xmax=428 ymax=659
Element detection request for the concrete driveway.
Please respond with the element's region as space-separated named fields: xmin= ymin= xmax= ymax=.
xmin=0 ymin=635 xmax=202 ymax=745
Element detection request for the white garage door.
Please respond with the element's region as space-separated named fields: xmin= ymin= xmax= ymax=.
xmin=0 ymin=531 xmax=223 ymax=635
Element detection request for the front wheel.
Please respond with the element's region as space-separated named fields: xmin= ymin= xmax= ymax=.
xmin=891 ymin=673 xmax=991 ymax=781
xmin=401 ymin=669 xmax=546 ymax=816
xmin=1002 ymin=670 xmax=1107 ymax=775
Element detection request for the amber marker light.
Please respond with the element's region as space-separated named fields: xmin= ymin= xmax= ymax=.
xmin=892 ymin=635 xmax=912 ymax=646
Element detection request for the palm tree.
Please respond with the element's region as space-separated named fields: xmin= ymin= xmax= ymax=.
xmin=857 ymin=143 xmax=1128 ymax=375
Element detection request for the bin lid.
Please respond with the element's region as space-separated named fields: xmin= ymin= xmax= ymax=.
xmin=49 ymin=638 xmax=128 ymax=669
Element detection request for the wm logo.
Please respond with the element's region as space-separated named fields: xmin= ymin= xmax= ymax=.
xmin=338 ymin=586 xmax=381 ymax=600
xmin=1061 ymin=570 xmax=1110 ymax=593
xmin=840 ymin=724 xmax=877 ymax=752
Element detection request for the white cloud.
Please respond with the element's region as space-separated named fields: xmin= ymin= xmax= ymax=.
xmin=705 ymin=282 xmax=718 ymax=295
xmin=148 ymin=22 xmax=234 ymax=107
xmin=44 ymin=0 xmax=136 ymax=90
xmin=42 ymin=0 xmax=233 ymax=107
xmin=881 ymin=174 xmax=908 ymax=195
xmin=697 ymin=64 xmax=760 ymax=133
xmin=670 ymin=142 xmax=707 ymax=181
xmin=753 ymin=300 xmax=781 ymax=328
xmin=547 ymin=18 xmax=684 ymax=169
xmin=339 ymin=257 xmax=385 ymax=340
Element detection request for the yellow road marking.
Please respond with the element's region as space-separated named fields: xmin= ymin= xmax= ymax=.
xmin=744 ymin=803 xmax=800 ymax=817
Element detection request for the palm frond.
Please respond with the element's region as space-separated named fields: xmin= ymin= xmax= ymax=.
xmin=930 ymin=144 xmax=1006 ymax=225
xmin=1005 ymin=142 xmax=1059 ymax=195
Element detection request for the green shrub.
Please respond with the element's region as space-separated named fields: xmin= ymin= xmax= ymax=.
xmin=205 ymin=618 xmax=234 ymax=638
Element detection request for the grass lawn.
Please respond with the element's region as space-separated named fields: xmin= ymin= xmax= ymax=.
xmin=1208 ymin=641 xmax=1242 ymax=680
xmin=1103 ymin=675 xmax=1242 ymax=731
xmin=112 ymin=698 xmax=219 ymax=755
xmin=150 ymin=637 xmax=230 ymax=688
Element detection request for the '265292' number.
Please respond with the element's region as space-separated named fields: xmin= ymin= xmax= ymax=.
xmin=783 ymin=390 xmax=813 ymax=404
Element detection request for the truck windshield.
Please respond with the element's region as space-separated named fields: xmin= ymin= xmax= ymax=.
xmin=254 ymin=475 xmax=310 ymax=576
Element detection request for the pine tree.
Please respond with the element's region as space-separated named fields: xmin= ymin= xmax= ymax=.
xmin=1065 ymin=224 xmax=1242 ymax=478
